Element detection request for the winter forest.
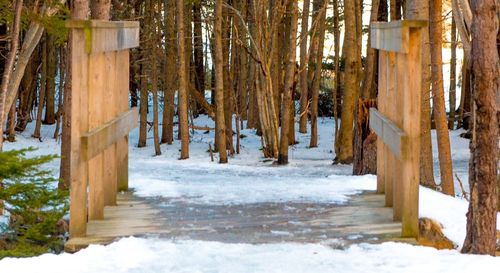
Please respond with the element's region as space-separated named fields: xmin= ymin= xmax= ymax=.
xmin=0 ymin=0 xmax=499 ymax=272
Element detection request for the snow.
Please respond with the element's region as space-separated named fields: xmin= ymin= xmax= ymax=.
xmin=2 ymin=115 xmax=500 ymax=272
xmin=1 ymin=237 xmax=499 ymax=273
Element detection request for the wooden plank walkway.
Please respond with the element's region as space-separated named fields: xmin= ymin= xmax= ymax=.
xmin=65 ymin=191 xmax=414 ymax=252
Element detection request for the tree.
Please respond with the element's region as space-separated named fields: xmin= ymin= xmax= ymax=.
xmin=298 ymin=0 xmax=310 ymax=134
xmin=177 ymin=0 xmax=190 ymax=159
xmin=161 ymin=0 xmax=176 ymax=145
xmin=429 ymin=0 xmax=454 ymax=196
xmin=0 ymin=0 xmax=22 ymax=151
xmin=335 ymin=0 xmax=361 ymax=163
xmin=278 ymin=0 xmax=298 ymax=165
xmin=462 ymin=0 xmax=499 ymax=256
xmin=214 ymin=0 xmax=228 ymax=163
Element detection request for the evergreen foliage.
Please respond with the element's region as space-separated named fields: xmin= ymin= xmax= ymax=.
xmin=0 ymin=148 xmax=68 ymax=258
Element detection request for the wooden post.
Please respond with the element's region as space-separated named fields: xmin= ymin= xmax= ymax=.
xmin=370 ymin=20 xmax=426 ymax=238
xmin=67 ymin=20 xmax=139 ymax=238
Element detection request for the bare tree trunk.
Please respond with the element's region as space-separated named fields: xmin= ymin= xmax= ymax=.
xmin=309 ymin=0 xmax=326 ymax=148
xmin=177 ymin=0 xmax=190 ymax=159
xmin=298 ymin=0 xmax=310 ymax=134
xmin=90 ymin=0 xmax=111 ymax=19
xmin=335 ymin=0 xmax=360 ymax=163
xmin=43 ymin=36 xmax=57 ymax=125
xmin=0 ymin=0 xmax=23 ymax=150
xmin=193 ymin=0 xmax=205 ymax=115
xmin=138 ymin=63 xmax=148 ymax=147
xmin=333 ymin=0 xmax=340 ymax=151
xmin=361 ymin=0 xmax=379 ymax=99
xmin=278 ymin=0 xmax=298 ymax=164
xmin=6 ymin=95 xmax=16 ymax=142
xmin=406 ymin=0 xmax=436 ymax=188
xmin=449 ymin=15 xmax=457 ymax=130
xmin=462 ymin=0 xmax=499 ymax=255
xmin=430 ymin=0 xmax=454 ymax=196
xmin=215 ymin=0 xmax=228 ymax=163
xmin=162 ymin=0 xmax=176 ymax=145
xmin=33 ymin=36 xmax=48 ymax=139
xmin=149 ymin=0 xmax=161 ymax=156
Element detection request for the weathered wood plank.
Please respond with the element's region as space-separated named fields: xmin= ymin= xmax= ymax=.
xmin=376 ymin=51 xmax=387 ymax=194
xmin=66 ymin=20 xmax=139 ymax=54
xmin=81 ymin=107 xmax=138 ymax=161
xmin=371 ymin=20 xmax=427 ymax=53
xmin=103 ymin=51 xmax=118 ymax=206
xmin=87 ymin=52 xmax=106 ymax=220
xmin=401 ymin=28 xmax=422 ymax=238
xmin=69 ymin=27 xmax=89 ymax=238
xmin=116 ymin=51 xmax=131 ymax=192
xmin=369 ymin=108 xmax=408 ymax=160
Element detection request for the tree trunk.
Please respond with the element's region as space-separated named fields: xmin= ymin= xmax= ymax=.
xmin=298 ymin=0 xmax=310 ymax=134
xmin=309 ymin=0 xmax=326 ymax=148
xmin=43 ymin=35 xmax=57 ymax=125
xmin=162 ymin=0 xmax=176 ymax=145
xmin=335 ymin=0 xmax=360 ymax=163
xmin=278 ymin=0 xmax=298 ymax=165
xmin=406 ymin=0 xmax=436 ymax=188
xmin=0 ymin=0 xmax=23 ymax=150
xmin=430 ymin=0 xmax=454 ymax=196
xmin=138 ymin=63 xmax=148 ymax=147
xmin=90 ymin=0 xmax=111 ymax=19
xmin=449 ymin=15 xmax=457 ymax=130
xmin=462 ymin=0 xmax=499 ymax=255
xmin=215 ymin=0 xmax=228 ymax=163
xmin=33 ymin=36 xmax=48 ymax=139
xmin=193 ymin=1 xmax=205 ymax=115
xmin=177 ymin=0 xmax=190 ymax=159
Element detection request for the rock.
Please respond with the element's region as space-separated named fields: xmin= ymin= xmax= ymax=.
xmin=418 ymin=217 xmax=456 ymax=250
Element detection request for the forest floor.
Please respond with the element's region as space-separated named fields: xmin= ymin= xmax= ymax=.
xmin=1 ymin=115 xmax=499 ymax=272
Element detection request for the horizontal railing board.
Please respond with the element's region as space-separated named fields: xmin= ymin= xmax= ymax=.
xmin=66 ymin=20 xmax=139 ymax=54
xmin=371 ymin=20 xmax=427 ymax=53
xmin=81 ymin=107 xmax=138 ymax=161
xmin=369 ymin=108 xmax=408 ymax=160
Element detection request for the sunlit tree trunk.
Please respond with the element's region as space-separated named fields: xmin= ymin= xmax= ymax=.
xmin=462 ymin=0 xmax=499 ymax=255
xmin=430 ymin=0 xmax=454 ymax=195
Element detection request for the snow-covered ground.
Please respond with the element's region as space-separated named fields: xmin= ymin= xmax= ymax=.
xmin=1 ymin=115 xmax=499 ymax=272
xmin=1 ymin=237 xmax=499 ymax=273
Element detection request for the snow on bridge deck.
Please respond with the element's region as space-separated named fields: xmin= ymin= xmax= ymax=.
xmin=65 ymin=191 xmax=414 ymax=253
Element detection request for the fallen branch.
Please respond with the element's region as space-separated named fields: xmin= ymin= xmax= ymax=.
xmin=455 ymin=173 xmax=469 ymax=201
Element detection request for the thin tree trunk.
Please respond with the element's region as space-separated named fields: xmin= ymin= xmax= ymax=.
xmin=177 ymin=0 xmax=190 ymax=159
xmin=333 ymin=0 xmax=340 ymax=151
xmin=162 ymin=0 xmax=176 ymax=145
xmin=193 ymin=1 xmax=205 ymax=115
xmin=449 ymin=15 xmax=457 ymax=130
xmin=298 ymin=0 xmax=310 ymax=134
xmin=0 ymin=0 xmax=23 ymax=150
xmin=215 ymin=0 xmax=228 ymax=163
xmin=33 ymin=36 xmax=48 ymax=139
xmin=278 ymin=0 xmax=298 ymax=164
xmin=309 ymin=0 xmax=326 ymax=148
xmin=462 ymin=0 xmax=499 ymax=255
xmin=138 ymin=63 xmax=148 ymax=147
xmin=44 ymin=35 xmax=57 ymax=125
xmin=150 ymin=0 xmax=161 ymax=156
xmin=430 ymin=0 xmax=454 ymax=196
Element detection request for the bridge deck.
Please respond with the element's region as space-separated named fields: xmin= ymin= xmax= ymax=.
xmin=65 ymin=191 xmax=415 ymax=253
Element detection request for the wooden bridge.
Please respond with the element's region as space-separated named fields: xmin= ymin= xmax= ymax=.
xmin=64 ymin=20 xmax=425 ymax=252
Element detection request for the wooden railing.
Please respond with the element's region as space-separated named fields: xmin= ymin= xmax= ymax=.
xmin=370 ymin=20 xmax=427 ymax=238
xmin=66 ymin=20 xmax=139 ymax=238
